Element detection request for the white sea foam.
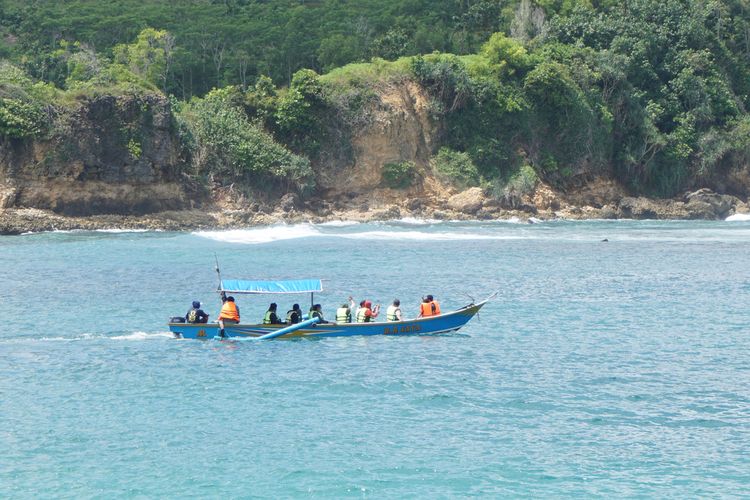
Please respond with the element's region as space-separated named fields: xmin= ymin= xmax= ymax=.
xmin=317 ymin=220 xmax=360 ymax=227
xmin=393 ymin=217 xmax=442 ymax=225
xmin=725 ymin=213 xmax=750 ymax=221
xmin=95 ymin=228 xmax=151 ymax=233
xmin=194 ymin=224 xmax=322 ymax=244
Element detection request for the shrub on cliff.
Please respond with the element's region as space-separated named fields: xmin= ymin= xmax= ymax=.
xmin=179 ymin=87 xmax=313 ymax=192
xmin=431 ymin=147 xmax=481 ymax=189
xmin=382 ymin=161 xmax=416 ymax=189
xmin=0 ymin=62 xmax=54 ymax=138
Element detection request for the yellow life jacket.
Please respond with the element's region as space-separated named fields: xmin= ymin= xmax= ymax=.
xmin=356 ymin=307 xmax=371 ymax=323
xmin=263 ymin=310 xmax=274 ymax=325
xmin=336 ymin=307 xmax=351 ymax=323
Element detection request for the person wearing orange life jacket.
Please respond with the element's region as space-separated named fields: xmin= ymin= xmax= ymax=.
xmin=418 ymin=294 xmax=441 ymax=317
xmin=218 ymin=296 xmax=240 ymax=337
xmin=356 ymin=300 xmax=380 ymax=323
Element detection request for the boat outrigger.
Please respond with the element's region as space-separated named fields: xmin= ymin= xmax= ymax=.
xmin=168 ymin=278 xmax=490 ymax=340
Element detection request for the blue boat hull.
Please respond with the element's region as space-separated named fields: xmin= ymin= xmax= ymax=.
xmin=169 ymin=301 xmax=486 ymax=340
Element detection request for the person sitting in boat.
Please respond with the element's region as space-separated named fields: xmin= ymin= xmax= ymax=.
xmin=309 ymin=303 xmax=330 ymax=323
xmin=336 ymin=302 xmax=352 ymax=323
xmin=185 ymin=300 xmax=209 ymax=324
xmin=218 ymin=296 xmax=240 ymax=336
xmin=419 ymin=295 xmax=441 ymax=317
xmin=386 ymin=299 xmax=402 ymax=322
xmin=263 ymin=303 xmax=284 ymax=325
xmin=286 ymin=303 xmax=302 ymax=324
xmin=356 ymin=300 xmax=380 ymax=322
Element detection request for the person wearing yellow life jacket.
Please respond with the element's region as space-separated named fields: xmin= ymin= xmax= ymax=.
xmin=218 ymin=296 xmax=240 ymax=337
xmin=386 ymin=299 xmax=402 ymax=321
xmin=418 ymin=294 xmax=441 ymax=317
xmin=336 ymin=303 xmax=352 ymax=323
xmin=286 ymin=303 xmax=302 ymax=324
xmin=263 ymin=303 xmax=283 ymax=325
xmin=356 ymin=300 xmax=380 ymax=322
xmin=308 ymin=304 xmax=330 ymax=323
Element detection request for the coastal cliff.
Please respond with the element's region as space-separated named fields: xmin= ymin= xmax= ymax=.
xmin=1 ymin=81 xmax=749 ymax=235
xmin=0 ymin=92 xmax=193 ymax=217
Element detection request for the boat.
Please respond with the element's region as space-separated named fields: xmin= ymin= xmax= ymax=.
xmin=168 ymin=278 xmax=490 ymax=340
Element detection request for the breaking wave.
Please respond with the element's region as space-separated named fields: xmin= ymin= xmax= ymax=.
xmin=317 ymin=220 xmax=360 ymax=227
xmin=725 ymin=213 xmax=750 ymax=221
xmin=194 ymin=224 xmax=322 ymax=244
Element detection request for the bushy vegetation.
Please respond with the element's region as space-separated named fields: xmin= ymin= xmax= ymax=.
xmin=0 ymin=62 xmax=55 ymax=138
xmin=177 ymin=87 xmax=313 ymax=192
xmin=431 ymin=148 xmax=481 ymax=189
xmin=381 ymin=161 xmax=416 ymax=189
xmin=410 ymin=1 xmax=750 ymax=196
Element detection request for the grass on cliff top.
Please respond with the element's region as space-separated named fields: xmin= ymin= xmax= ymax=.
xmin=321 ymin=56 xmax=412 ymax=87
xmin=320 ymin=52 xmax=484 ymax=88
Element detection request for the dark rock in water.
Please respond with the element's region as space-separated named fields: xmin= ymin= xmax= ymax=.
xmin=684 ymin=188 xmax=739 ymax=219
xmin=373 ymin=205 xmax=401 ymax=220
xmin=601 ymin=238 xmax=609 ymax=242
xmin=618 ymin=197 xmax=659 ymax=219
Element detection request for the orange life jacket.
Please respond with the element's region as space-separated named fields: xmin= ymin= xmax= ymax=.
xmin=420 ymin=300 xmax=441 ymax=317
xmin=219 ymin=301 xmax=240 ymax=321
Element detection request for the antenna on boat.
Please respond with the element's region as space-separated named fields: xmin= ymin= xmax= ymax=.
xmin=214 ymin=253 xmax=224 ymax=301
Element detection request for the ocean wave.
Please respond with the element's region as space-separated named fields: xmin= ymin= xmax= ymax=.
xmin=316 ymin=220 xmax=361 ymax=227
xmin=194 ymin=224 xmax=322 ymax=244
xmin=338 ymin=230 xmax=515 ymax=241
xmin=725 ymin=213 xmax=750 ymax=221
xmin=94 ymin=228 xmax=152 ymax=233
xmin=392 ymin=217 xmax=442 ymax=225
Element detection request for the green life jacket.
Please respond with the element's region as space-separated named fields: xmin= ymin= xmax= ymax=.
xmin=386 ymin=305 xmax=400 ymax=321
xmin=263 ymin=310 xmax=274 ymax=325
xmin=187 ymin=309 xmax=198 ymax=323
xmin=336 ymin=307 xmax=351 ymax=323
xmin=309 ymin=308 xmax=322 ymax=320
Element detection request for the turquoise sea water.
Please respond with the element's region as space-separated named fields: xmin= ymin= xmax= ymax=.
xmin=1 ymin=219 xmax=749 ymax=497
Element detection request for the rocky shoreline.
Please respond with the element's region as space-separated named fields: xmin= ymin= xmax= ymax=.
xmin=1 ymin=187 xmax=747 ymax=235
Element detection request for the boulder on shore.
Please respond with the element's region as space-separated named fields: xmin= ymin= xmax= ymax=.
xmin=447 ymin=187 xmax=485 ymax=214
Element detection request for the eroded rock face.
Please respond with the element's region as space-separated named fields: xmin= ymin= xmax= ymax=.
xmin=319 ymin=81 xmax=436 ymax=195
xmin=0 ymin=93 xmax=191 ymax=215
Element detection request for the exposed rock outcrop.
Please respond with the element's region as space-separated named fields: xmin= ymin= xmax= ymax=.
xmin=0 ymin=93 xmax=193 ymax=216
xmin=317 ymin=81 xmax=436 ymax=196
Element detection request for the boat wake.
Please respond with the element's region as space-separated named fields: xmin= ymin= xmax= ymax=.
xmin=110 ymin=331 xmax=174 ymax=340
xmin=1 ymin=332 xmax=174 ymax=342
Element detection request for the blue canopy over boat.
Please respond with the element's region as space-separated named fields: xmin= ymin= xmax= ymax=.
xmin=220 ymin=279 xmax=323 ymax=294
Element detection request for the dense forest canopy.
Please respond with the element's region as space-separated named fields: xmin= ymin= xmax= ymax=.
xmin=2 ymin=0 xmax=750 ymax=198
xmin=1 ymin=0 xmax=518 ymax=97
